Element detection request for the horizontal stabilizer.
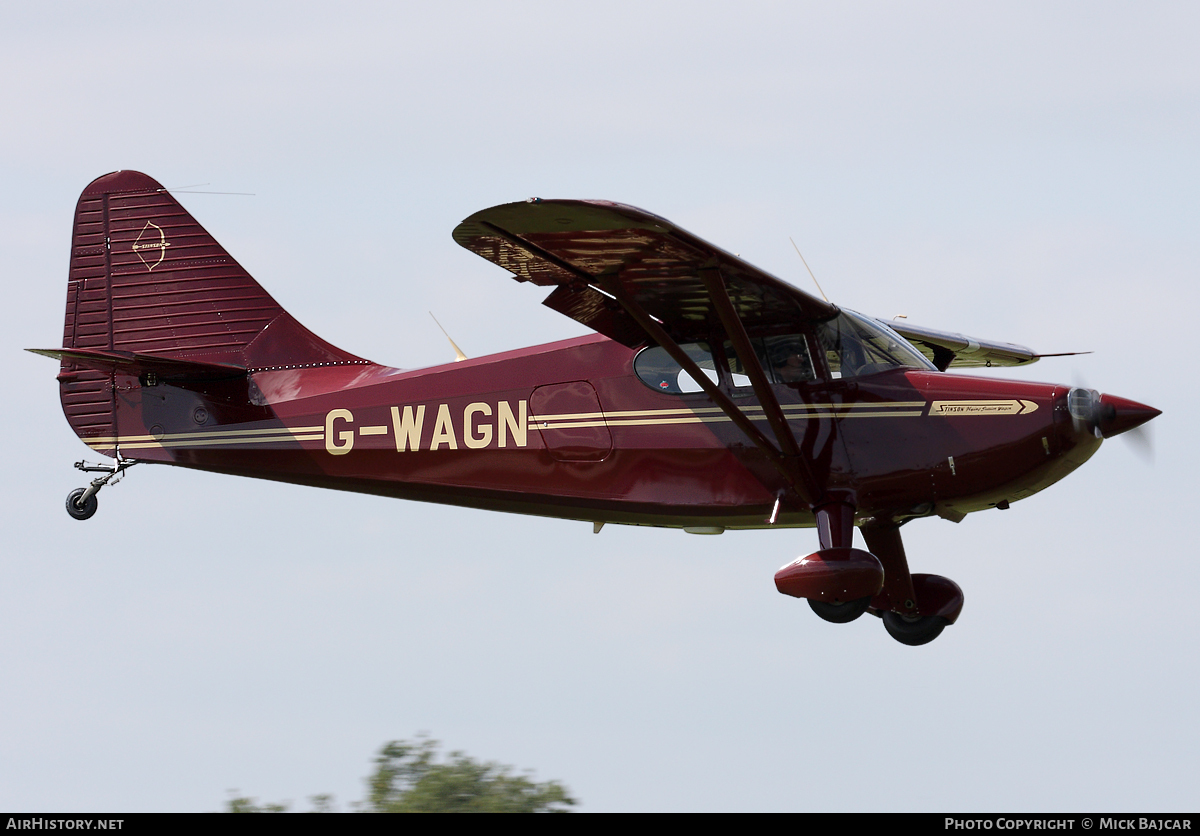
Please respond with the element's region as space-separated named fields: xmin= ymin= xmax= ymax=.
xmin=29 ymin=347 xmax=245 ymax=379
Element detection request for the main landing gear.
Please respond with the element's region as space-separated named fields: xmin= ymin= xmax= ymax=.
xmin=774 ymin=502 xmax=964 ymax=646
xmin=808 ymin=596 xmax=873 ymax=624
xmin=882 ymin=611 xmax=946 ymax=647
xmin=64 ymin=453 xmax=137 ymax=521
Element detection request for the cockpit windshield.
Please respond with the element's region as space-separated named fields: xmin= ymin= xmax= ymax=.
xmin=816 ymin=310 xmax=935 ymax=378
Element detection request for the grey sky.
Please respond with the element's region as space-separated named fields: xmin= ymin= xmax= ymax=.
xmin=2 ymin=1 xmax=1196 ymax=811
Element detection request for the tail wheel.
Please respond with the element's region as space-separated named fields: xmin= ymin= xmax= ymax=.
xmin=808 ymin=595 xmax=872 ymax=624
xmin=882 ymin=611 xmax=948 ymax=646
xmin=65 ymin=488 xmax=98 ymax=521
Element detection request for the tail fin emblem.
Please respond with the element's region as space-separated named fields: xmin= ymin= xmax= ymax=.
xmin=131 ymin=221 xmax=171 ymax=271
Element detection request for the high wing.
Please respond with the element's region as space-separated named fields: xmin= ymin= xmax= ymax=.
xmin=453 ymin=200 xmax=1040 ymax=371
xmin=453 ymin=200 xmax=838 ymax=348
xmin=881 ymin=319 xmax=1036 ymax=371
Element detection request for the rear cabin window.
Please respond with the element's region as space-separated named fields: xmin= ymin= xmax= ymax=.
xmin=634 ymin=343 xmax=719 ymax=394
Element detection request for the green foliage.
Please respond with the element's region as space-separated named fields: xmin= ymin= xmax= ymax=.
xmin=364 ymin=736 xmax=575 ymax=813
xmin=307 ymin=794 xmax=336 ymax=813
xmin=224 ymin=794 xmax=290 ymax=813
xmin=223 ymin=792 xmax=338 ymax=813
xmin=221 ymin=737 xmax=576 ymax=813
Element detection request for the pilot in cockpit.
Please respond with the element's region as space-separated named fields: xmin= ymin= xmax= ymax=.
xmin=770 ymin=338 xmax=816 ymax=384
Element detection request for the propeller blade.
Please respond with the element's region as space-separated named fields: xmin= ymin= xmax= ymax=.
xmin=1122 ymin=423 xmax=1154 ymax=462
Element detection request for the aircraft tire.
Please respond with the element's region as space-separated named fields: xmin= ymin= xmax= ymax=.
xmin=65 ymin=488 xmax=98 ymax=521
xmin=882 ymin=611 xmax=948 ymax=646
xmin=808 ymin=595 xmax=872 ymax=624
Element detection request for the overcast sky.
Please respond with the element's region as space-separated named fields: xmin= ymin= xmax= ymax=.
xmin=2 ymin=1 xmax=1196 ymax=812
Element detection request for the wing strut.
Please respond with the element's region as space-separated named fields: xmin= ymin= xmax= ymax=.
xmin=699 ymin=266 xmax=822 ymax=504
xmin=603 ymin=274 xmax=816 ymax=503
xmin=475 ymin=219 xmax=818 ymax=505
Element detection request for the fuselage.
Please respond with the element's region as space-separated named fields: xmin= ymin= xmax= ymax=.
xmin=81 ymin=332 xmax=1099 ymax=530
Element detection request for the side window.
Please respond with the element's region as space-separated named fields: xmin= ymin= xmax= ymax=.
xmin=724 ymin=334 xmax=817 ymax=386
xmin=634 ymin=343 xmax=718 ymax=394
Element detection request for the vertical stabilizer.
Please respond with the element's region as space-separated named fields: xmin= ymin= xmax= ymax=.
xmin=57 ymin=170 xmax=368 ymax=453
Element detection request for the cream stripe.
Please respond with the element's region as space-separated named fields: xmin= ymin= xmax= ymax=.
xmin=581 ymin=412 xmax=930 ymax=429
xmin=584 ymin=417 xmax=708 ymax=428
xmin=837 ymin=411 xmax=925 ymax=418
xmin=780 ymin=402 xmax=926 ymax=411
xmin=97 ymin=433 xmax=328 ymax=450
xmin=87 ymin=425 xmax=324 ymax=443
xmin=536 ymin=420 xmax=611 ymax=429
xmin=533 ymin=403 xmax=926 ymax=424
xmin=87 ymin=430 xmax=325 ymax=448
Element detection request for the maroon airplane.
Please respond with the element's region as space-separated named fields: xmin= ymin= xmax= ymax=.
xmin=32 ymin=171 xmax=1160 ymax=646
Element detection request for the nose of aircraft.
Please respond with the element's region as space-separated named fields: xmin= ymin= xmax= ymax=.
xmin=1066 ymin=387 xmax=1161 ymax=439
xmin=1099 ymin=393 xmax=1161 ymax=441
xmin=1070 ymin=383 xmax=1161 ymax=436
xmin=1096 ymin=393 xmax=1161 ymax=439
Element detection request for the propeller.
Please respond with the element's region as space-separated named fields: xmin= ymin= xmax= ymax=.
xmin=1066 ymin=386 xmax=1160 ymax=459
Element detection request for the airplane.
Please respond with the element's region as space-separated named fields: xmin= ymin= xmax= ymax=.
xmin=31 ymin=170 xmax=1160 ymax=646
